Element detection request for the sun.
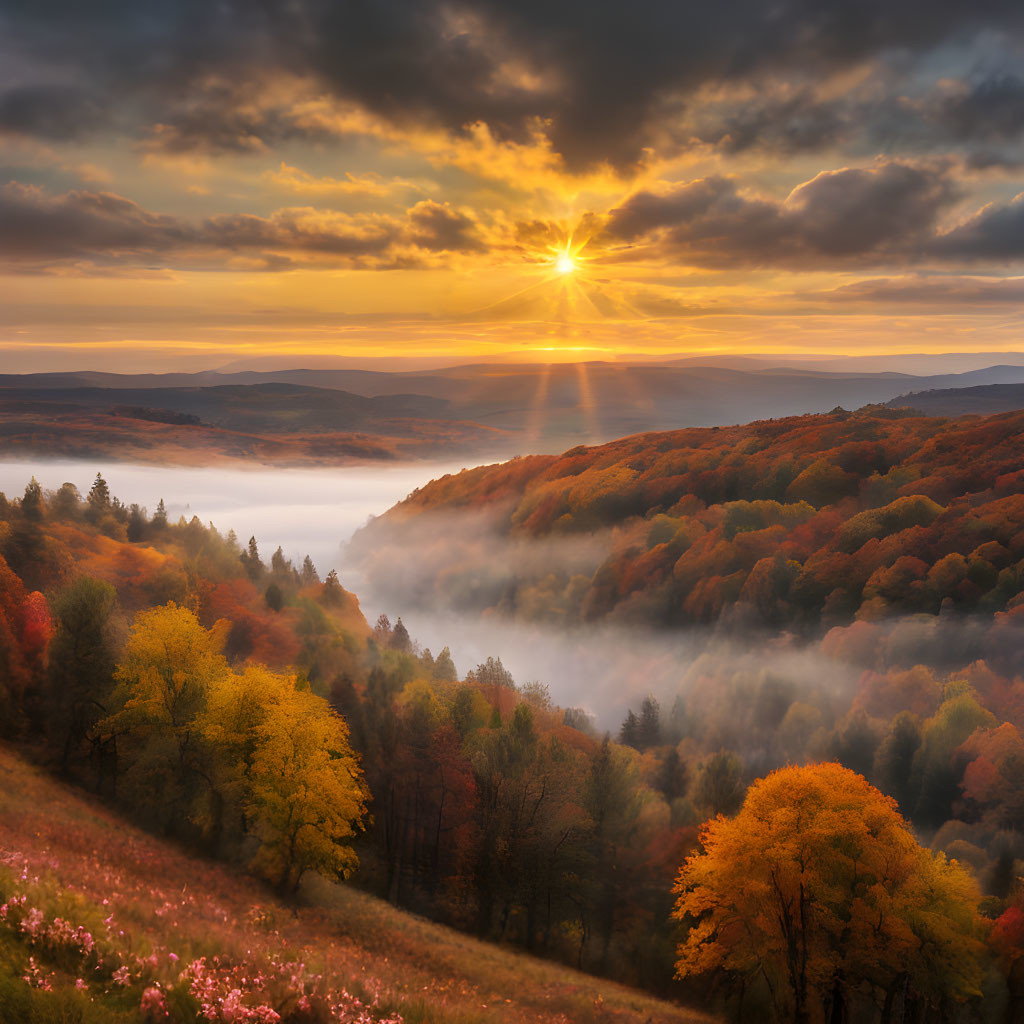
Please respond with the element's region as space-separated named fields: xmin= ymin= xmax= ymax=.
xmin=554 ymin=251 xmax=576 ymax=275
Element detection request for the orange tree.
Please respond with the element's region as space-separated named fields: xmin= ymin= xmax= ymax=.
xmin=673 ymin=763 xmax=986 ymax=1023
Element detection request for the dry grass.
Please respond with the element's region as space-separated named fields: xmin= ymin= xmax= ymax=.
xmin=0 ymin=745 xmax=716 ymax=1023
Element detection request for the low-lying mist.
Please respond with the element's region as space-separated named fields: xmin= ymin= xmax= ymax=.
xmin=344 ymin=507 xmax=1021 ymax=730
xmin=353 ymin=599 xmax=1018 ymax=733
xmin=4 ymin=459 xmax=1018 ymax=735
xmin=0 ymin=459 xmax=479 ymax=578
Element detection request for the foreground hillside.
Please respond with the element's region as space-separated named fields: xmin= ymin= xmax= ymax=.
xmin=354 ymin=408 xmax=1024 ymax=628
xmin=0 ymin=745 xmax=713 ymax=1024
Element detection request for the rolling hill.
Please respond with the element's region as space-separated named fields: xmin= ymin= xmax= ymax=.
xmin=0 ymin=744 xmax=714 ymax=1024
xmin=4 ymin=361 xmax=1024 ymax=462
xmin=0 ymin=383 xmax=507 ymax=465
xmin=349 ymin=406 xmax=1024 ymax=630
xmin=888 ymin=382 xmax=1024 ymax=417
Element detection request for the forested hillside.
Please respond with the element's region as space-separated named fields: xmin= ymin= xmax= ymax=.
xmin=3 ymin=470 xmax=1024 ymax=1021
xmin=357 ymin=408 xmax=1024 ymax=628
xmin=0 ymin=477 xmax=702 ymax=997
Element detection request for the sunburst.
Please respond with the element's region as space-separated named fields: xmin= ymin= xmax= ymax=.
xmin=545 ymin=234 xmax=591 ymax=279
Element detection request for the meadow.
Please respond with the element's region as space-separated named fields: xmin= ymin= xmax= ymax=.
xmin=0 ymin=744 xmax=714 ymax=1024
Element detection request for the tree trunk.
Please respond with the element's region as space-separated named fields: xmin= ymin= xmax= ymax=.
xmin=828 ymin=977 xmax=846 ymax=1024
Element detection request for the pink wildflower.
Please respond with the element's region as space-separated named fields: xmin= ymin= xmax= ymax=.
xmin=141 ymin=985 xmax=169 ymax=1020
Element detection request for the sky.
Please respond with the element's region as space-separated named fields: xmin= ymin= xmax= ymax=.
xmin=5 ymin=1 xmax=1024 ymax=370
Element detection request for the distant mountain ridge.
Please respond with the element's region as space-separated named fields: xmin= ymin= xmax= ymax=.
xmin=4 ymin=361 xmax=1024 ymax=462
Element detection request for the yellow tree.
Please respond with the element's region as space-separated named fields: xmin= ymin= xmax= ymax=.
xmin=673 ymin=763 xmax=985 ymax=1023
xmin=243 ymin=679 xmax=369 ymax=892
xmin=101 ymin=602 xmax=228 ymax=815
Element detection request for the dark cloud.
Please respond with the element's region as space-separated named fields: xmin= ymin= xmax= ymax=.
xmin=0 ymin=84 xmax=108 ymax=139
xmin=0 ymin=183 xmax=191 ymax=262
xmin=0 ymin=182 xmax=486 ymax=270
xmin=606 ymin=162 xmax=960 ymax=267
xmin=683 ymin=90 xmax=855 ymax=156
xmin=929 ymin=74 xmax=1024 ymax=145
xmin=676 ymin=70 xmax=1024 ymax=160
xmin=3 ymin=0 xmax=1024 ymax=168
xmin=935 ymin=193 xmax=1024 ymax=260
xmin=407 ymin=202 xmax=485 ymax=252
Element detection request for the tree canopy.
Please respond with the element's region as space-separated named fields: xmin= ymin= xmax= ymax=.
xmin=673 ymin=763 xmax=986 ymax=1023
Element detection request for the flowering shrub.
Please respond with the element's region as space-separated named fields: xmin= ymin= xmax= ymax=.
xmin=0 ymin=852 xmax=404 ymax=1023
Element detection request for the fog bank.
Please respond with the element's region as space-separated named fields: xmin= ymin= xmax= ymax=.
xmin=0 ymin=459 xmax=479 ymax=578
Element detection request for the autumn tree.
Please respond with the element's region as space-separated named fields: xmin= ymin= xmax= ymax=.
xmin=203 ymin=665 xmax=368 ymax=890
xmin=100 ymin=603 xmax=228 ymax=820
xmin=674 ymin=763 xmax=986 ymax=1023
xmin=321 ymin=569 xmax=344 ymax=605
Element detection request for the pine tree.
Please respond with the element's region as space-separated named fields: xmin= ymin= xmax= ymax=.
xmin=86 ymin=473 xmax=110 ymax=521
xmin=241 ymin=536 xmax=265 ymax=582
xmin=271 ymin=546 xmax=291 ymax=579
xmin=637 ymin=694 xmax=662 ymax=750
xmin=153 ymin=498 xmax=168 ymax=529
xmin=433 ymin=646 xmax=457 ymax=682
xmin=321 ymin=569 xmax=344 ymax=605
xmin=127 ymin=503 xmax=147 ymax=542
xmin=21 ymin=478 xmax=44 ymax=522
xmin=300 ymin=555 xmax=319 ymax=586
xmin=390 ymin=616 xmax=412 ymax=652
xmin=619 ymin=709 xmax=639 ymax=748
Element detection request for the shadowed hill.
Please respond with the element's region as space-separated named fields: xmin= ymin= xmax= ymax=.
xmin=888 ymin=382 xmax=1024 ymax=417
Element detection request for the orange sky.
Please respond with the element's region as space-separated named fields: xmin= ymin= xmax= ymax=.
xmin=4 ymin=2 xmax=1024 ymax=370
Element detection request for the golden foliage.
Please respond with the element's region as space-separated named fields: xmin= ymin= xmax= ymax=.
xmin=673 ymin=763 xmax=985 ymax=1020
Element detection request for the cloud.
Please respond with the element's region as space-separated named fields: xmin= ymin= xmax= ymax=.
xmin=4 ymin=0 xmax=1024 ymax=171
xmin=672 ymin=70 xmax=1024 ymax=160
xmin=0 ymin=181 xmax=490 ymax=271
xmin=264 ymin=163 xmax=429 ymax=198
xmin=803 ymin=275 xmax=1024 ymax=305
xmin=935 ymin=193 xmax=1024 ymax=260
xmin=606 ymin=161 xmax=962 ymax=268
xmin=0 ymin=84 xmax=109 ymax=140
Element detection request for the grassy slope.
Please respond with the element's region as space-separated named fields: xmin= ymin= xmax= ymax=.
xmin=0 ymin=745 xmax=715 ymax=1024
